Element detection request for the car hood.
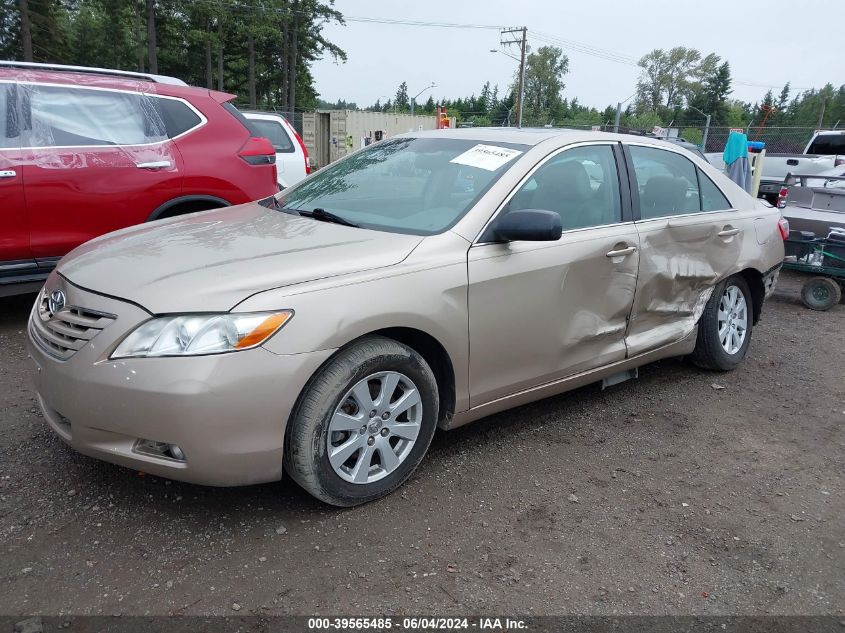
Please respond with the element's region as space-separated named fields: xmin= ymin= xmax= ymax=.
xmin=58 ymin=202 xmax=424 ymax=313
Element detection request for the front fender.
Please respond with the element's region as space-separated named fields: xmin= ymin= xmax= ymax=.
xmin=235 ymin=233 xmax=471 ymax=412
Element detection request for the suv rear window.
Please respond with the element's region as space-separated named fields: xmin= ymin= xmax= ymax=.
xmin=248 ymin=118 xmax=294 ymax=153
xmin=222 ymin=101 xmax=260 ymax=135
xmin=155 ymin=97 xmax=201 ymax=138
xmin=807 ymin=134 xmax=845 ymax=155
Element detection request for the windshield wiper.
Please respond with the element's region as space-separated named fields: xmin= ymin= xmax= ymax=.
xmin=271 ymin=200 xmax=359 ymax=228
xmin=297 ymin=207 xmax=359 ymax=228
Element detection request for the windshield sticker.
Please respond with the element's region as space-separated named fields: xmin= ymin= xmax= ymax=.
xmin=449 ymin=144 xmax=523 ymax=171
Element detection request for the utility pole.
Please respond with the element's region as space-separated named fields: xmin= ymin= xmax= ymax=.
xmin=817 ymin=99 xmax=826 ymax=130
xmin=613 ymin=102 xmax=622 ymax=133
xmin=687 ymin=105 xmax=711 ymax=151
xmin=500 ymin=27 xmax=527 ymax=128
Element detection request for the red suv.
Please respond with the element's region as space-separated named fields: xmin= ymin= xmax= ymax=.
xmin=0 ymin=62 xmax=277 ymax=295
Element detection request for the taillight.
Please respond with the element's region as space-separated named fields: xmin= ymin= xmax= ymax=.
xmin=292 ymin=129 xmax=311 ymax=174
xmin=778 ymin=217 xmax=790 ymax=241
xmin=238 ymin=137 xmax=276 ymax=165
xmin=776 ymin=185 xmax=789 ymax=209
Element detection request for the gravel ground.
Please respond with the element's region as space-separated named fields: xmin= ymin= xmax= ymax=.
xmin=0 ymin=271 xmax=843 ymax=617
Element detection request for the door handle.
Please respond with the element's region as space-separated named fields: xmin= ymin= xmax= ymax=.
xmin=0 ymin=170 xmax=16 ymax=178
xmin=135 ymin=160 xmax=172 ymax=169
xmin=718 ymin=227 xmax=740 ymax=237
xmin=606 ymin=246 xmax=637 ymax=258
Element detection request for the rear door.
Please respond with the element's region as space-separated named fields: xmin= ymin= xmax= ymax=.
xmin=0 ymin=82 xmax=34 ymax=280
xmin=623 ymin=143 xmax=745 ymax=356
xmin=19 ymin=82 xmax=185 ymax=258
xmin=468 ymin=143 xmax=639 ymax=406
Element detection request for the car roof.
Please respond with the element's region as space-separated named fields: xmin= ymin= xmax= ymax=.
xmin=0 ymin=60 xmax=185 ymax=85
xmin=403 ymin=127 xmax=700 ymax=150
xmin=0 ymin=62 xmax=226 ymax=100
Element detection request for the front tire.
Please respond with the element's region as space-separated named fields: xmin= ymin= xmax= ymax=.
xmin=284 ymin=336 xmax=439 ymax=507
xmin=690 ymin=275 xmax=753 ymax=371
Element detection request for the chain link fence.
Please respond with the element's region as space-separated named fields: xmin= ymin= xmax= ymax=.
xmin=235 ymin=105 xmax=821 ymax=157
xmin=517 ymin=118 xmax=820 ymax=155
xmin=234 ymin=104 xmax=305 ymax=135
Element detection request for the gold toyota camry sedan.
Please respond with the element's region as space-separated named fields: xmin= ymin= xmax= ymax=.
xmin=28 ymin=129 xmax=787 ymax=506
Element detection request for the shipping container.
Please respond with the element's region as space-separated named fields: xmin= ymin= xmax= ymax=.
xmin=301 ymin=110 xmax=454 ymax=169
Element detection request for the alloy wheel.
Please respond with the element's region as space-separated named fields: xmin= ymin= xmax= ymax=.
xmin=717 ymin=284 xmax=748 ymax=355
xmin=327 ymin=371 xmax=423 ymax=484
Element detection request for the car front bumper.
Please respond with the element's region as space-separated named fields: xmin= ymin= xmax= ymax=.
xmin=27 ymin=277 xmax=334 ymax=487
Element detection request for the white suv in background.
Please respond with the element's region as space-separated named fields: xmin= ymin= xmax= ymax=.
xmin=244 ymin=112 xmax=310 ymax=188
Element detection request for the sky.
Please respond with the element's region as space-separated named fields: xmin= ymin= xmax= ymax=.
xmin=310 ymin=0 xmax=844 ymax=113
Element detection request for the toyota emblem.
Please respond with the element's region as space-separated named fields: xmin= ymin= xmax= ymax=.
xmin=47 ymin=290 xmax=66 ymax=316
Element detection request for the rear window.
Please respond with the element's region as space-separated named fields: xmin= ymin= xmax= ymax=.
xmin=697 ymin=169 xmax=732 ymax=211
xmin=248 ymin=118 xmax=294 ymax=153
xmin=222 ymin=101 xmax=260 ymax=135
xmin=629 ymin=145 xmax=702 ymax=219
xmin=807 ymin=134 xmax=845 ymax=155
xmin=155 ymin=97 xmax=201 ymax=138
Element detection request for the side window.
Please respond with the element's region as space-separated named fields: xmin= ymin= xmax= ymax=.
xmin=23 ymin=85 xmax=166 ymax=148
xmin=629 ymin=145 xmax=701 ymax=219
xmin=0 ymin=84 xmax=8 ymax=148
xmin=155 ymin=97 xmax=201 ymax=139
xmin=698 ymin=169 xmax=732 ymax=211
xmin=248 ymin=118 xmax=295 ymax=153
xmin=508 ymin=144 xmax=621 ymax=230
xmin=0 ymin=83 xmax=19 ymax=148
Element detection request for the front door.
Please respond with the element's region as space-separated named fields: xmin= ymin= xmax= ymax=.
xmin=623 ymin=144 xmax=746 ymax=356
xmin=0 ymin=82 xmax=32 ymax=274
xmin=19 ymin=82 xmax=184 ymax=259
xmin=468 ymin=143 xmax=639 ymax=407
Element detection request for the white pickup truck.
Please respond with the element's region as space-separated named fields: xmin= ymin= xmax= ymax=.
xmin=707 ymin=130 xmax=845 ymax=204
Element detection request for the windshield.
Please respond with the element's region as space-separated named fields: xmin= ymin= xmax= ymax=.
xmin=277 ymin=137 xmax=528 ymax=235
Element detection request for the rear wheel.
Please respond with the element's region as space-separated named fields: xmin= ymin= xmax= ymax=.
xmin=690 ymin=275 xmax=753 ymax=371
xmin=284 ymin=336 xmax=439 ymax=507
xmin=801 ymin=277 xmax=841 ymax=311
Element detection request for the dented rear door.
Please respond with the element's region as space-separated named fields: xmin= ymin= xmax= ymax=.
xmin=624 ymin=143 xmax=744 ymax=356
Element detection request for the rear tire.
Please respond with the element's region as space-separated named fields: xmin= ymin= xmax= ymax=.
xmin=690 ymin=275 xmax=753 ymax=371
xmin=284 ymin=336 xmax=439 ymax=507
xmin=801 ymin=277 xmax=841 ymax=311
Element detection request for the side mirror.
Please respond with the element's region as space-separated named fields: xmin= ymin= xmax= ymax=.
xmin=493 ymin=209 xmax=563 ymax=242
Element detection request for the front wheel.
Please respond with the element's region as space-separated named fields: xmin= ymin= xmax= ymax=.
xmin=284 ymin=336 xmax=439 ymax=507
xmin=690 ymin=275 xmax=753 ymax=371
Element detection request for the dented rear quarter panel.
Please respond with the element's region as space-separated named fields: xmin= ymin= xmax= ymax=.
xmin=626 ymin=198 xmax=783 ymax=357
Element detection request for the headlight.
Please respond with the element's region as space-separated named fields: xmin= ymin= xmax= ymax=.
xmin=111 ymin=311 xmax=293 ymax=359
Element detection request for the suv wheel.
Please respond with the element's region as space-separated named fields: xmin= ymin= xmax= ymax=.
xmin=284 ymin=336 xmax=439 ymax=506
xmin=690 ymin=275 xmax=753 ymax=371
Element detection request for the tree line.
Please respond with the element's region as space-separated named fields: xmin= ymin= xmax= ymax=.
xmin=0 ymin=0 xmax=345 ymax=113
xmin=356 ymin=44 xmax=844 ymax=141
xmin=2 ymin=6 xmax=843 ymax=137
